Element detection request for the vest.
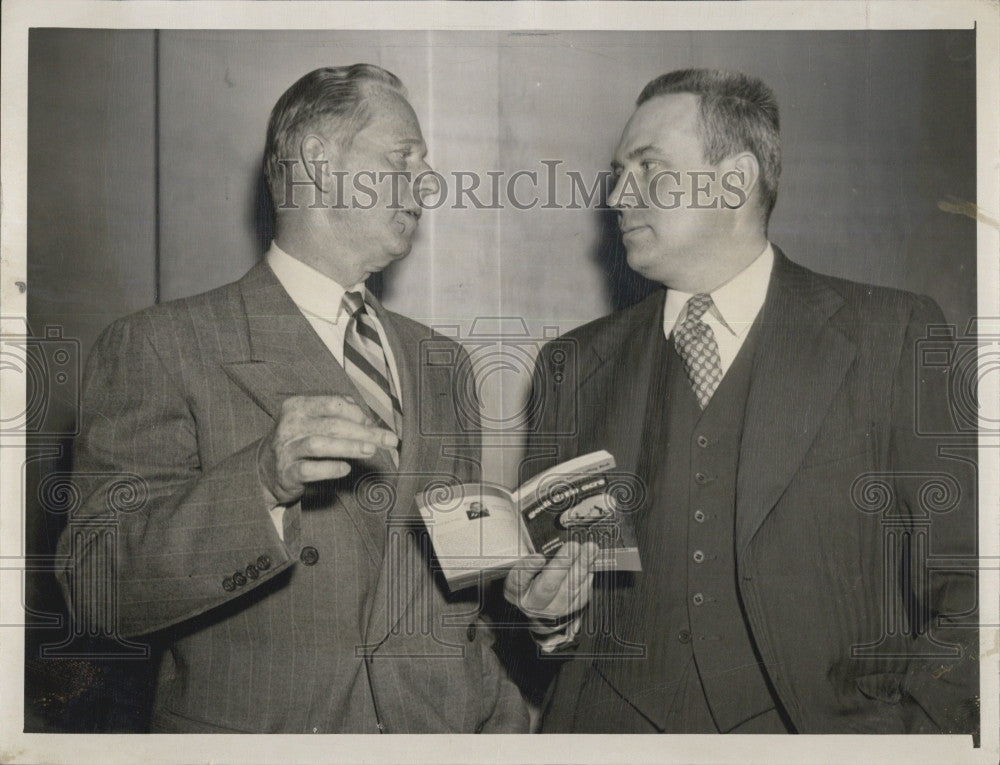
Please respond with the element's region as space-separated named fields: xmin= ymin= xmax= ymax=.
xmin=588 ymin=322 xmax=788 ymax=732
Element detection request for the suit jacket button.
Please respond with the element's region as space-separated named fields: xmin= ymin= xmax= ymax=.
xmin=245 ymin=564 xmax=259 ymax=580
xmin=233 ymin=571 xmax=247 ymax=587
xmin=692 ymin=592 xmax=705 ymax=606
xmin=466 ymin=623 xmax=477 ymax=642
xmin=300 ymin=546 xmax=319 ymax=566
xmin=222 ymin=577 xmax=235 ymax=591
xmin=256 ymin=554 xmax=272 ymax=570
xmin=696 ymin=435 xmax=710 ymax=448
xmin=678 ymin=629 xmax=692 ymax=644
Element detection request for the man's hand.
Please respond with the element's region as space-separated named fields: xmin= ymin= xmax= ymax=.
xmin=504 ymin=540 xmax=599 ymax=626
xmin=257 ymin=395 xmax=398 ymax=504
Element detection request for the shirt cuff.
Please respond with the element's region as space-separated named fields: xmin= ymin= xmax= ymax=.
xmin=531 ymin=614 xmax=583 ymax=653
xmin=268 ymin=505 xmax=286 ymax=542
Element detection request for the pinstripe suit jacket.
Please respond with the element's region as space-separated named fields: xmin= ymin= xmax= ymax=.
xmin=529 ymin=251 xmax=978 ymax=734
xmin=56 ymin=260 xmax=528 ymax=733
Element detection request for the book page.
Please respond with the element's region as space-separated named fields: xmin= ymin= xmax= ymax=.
xmin=513 ymin=450 xmax=640 ymax=569
xmin=417 ymin=483 xmax=533 ymax=586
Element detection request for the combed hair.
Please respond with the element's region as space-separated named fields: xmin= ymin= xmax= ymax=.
xmin=638 ymin=68 xmax=781 ymax=223
xmin=264 ymin=64 xmax=406 ymax=202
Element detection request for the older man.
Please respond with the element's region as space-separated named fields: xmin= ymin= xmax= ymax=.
xmin=517 ymin=69 xmax=979 ymax=734
xmin=56 ymin=65 xmax=529 ymax=733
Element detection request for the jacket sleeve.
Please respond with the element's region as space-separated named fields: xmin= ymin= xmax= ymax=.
xmin=891 ymin=295 xmax=979 ymax=734
xmin=55 ymin=314 xmax=302 ymax=638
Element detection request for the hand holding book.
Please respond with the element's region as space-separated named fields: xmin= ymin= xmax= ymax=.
xmin=502 ymin=539 xmax=599 ymax=630
xmin=416 ymin=450 xmax=640 ymax=592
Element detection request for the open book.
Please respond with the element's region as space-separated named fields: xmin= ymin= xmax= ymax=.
xmin=417 ymin=450 xmax=641 ymax=591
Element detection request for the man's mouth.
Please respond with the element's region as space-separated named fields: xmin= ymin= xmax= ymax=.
xmin=393 ymin=208 xmax=421 ymax=233
xmin=620 ymin=222 xmax=648 ymax=236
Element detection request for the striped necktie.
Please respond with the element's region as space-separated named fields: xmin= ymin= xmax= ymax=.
xmin=342 ymin=291 xmax=403 ymax=464
xmin=673 ymin=293 xmax=724 ymax=410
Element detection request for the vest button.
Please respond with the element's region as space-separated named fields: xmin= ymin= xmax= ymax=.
xmin=694 ymin=472 xmax=708 ymax=484
xmin=677 ymin=629 xmax=692 ymax=644
xmin=694 ymin=510 xmax=706 ymax=523
xmin=692 ymin=592 xmax=705 ymax=606
xmin=300 ymin=546 xmax=320 ymax=565
xmin=693 ymin=550 xmax=705 ymax=563
xmin=696 ymin=435 xmax=710 ymax=448
xmin=466 ymin=623 xmax=477 ymax=642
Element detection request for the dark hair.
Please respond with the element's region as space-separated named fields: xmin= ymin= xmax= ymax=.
xmin=263 ymin=64 xmax=405 ymax=202
xmin=638 ymin=68 xmax=781 ymax=223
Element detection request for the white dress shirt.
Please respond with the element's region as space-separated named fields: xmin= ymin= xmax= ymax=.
xmin=663 ymin=243 xmax=775 ymax=376
xmin=261 ymin=242 xmax=403 ymax=539
xmin=266 ymin=243 xmax=402 ymax=384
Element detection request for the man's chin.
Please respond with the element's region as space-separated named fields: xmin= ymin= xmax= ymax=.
xmin=625 ymin=250 xmax=674 ymax=287
xmin=390 ymin=242 xmax=414 ymax=261
xmin=378 ymin=242 xmax=414 ymax=269
xmin=625 ymin=248 xmax=655 ymax=277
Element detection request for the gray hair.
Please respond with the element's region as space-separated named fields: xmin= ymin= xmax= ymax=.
xmin=264 ymin=64 xmax=406 ymax=203
xmin=638 ymin=68 xmax=781 ymax=224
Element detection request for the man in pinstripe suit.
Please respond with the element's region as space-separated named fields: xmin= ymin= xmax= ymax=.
xmin=56 ymin=65 xmax=531 ymax=733
xmin=515 ymin=68 xmax=978 ymax=735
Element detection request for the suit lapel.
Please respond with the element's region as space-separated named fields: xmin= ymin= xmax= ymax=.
xmin=581 ymin=293 xmax=693 ymax=723
xmin=578 ymin=291 xmax=666 ymax=478
xmin=220 ymin=261 xmax=392 ymax=565
xmin=735 ymin=250 xmax=856 ymax=555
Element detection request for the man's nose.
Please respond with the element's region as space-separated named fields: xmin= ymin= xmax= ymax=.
xmin=413 ymin=160 xmax=440 ymax=206
xmin=607 ymin=172 xmax=633 ymax=209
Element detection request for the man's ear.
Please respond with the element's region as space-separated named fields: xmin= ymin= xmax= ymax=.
xmin=720 ymin=152 xmax=760 ymax=211
xmin=300 ymin=133 xmax=335 ymax=193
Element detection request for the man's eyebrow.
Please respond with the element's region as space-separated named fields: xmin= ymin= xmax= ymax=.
xmin=395 ymin=138 xmax=428 ymax=157
xmin=627 ymin=144 xmax=667 ymax=161
xmin=611 ymin=145 xmax=669 ymax=170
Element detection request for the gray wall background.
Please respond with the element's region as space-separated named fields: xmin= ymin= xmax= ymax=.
xmin=25 ymin=28 xmax=975 ymax=731
xmin=29 ymin=29 xmax=977 ymax=482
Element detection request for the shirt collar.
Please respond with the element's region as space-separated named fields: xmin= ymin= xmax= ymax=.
xmin=663 ymin=242 xmax=775 ymax=340
xmin=265 ymin=242 xmax=366 ymax=323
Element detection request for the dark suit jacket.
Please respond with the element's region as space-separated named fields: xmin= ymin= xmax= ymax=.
xmin=56 ymin=260 xmax=528 ymax=733
xmin=527 ymin=250 xmax=978 ymax=734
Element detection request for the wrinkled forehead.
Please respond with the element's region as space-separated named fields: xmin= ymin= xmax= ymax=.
xmin=614 ymin=92 xmax=703 ymax=159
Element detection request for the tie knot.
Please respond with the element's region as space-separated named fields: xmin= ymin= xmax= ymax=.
xmin=342 ymin=290 xmax=366 ymax=318
xmin=685 ymin=293 xmax=713 ymax=323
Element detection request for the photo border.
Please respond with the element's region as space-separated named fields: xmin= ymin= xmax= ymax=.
xmin=1 ymin=2 xmax=997 ymax=763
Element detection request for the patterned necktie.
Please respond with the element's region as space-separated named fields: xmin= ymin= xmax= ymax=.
xmin=673 ymin=293 xmax=723 ymax=410
xmin=342 ymin=291 xmax=403 ymax=464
